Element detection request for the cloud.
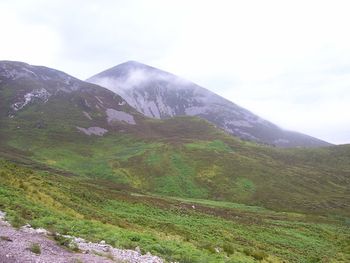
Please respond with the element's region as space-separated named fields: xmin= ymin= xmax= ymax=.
xmin=89 ymin=69 xmax=151 ymax=93
xmin=89 ymin=62 xmax=195 ymax=95
xmin=0 ymin=4 xmax=62 ymax=66
xmin=0 ymin=0 xmax=349 ymax=143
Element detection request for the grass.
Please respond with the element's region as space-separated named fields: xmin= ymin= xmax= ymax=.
xmin=185 ymin=139 xmax=232 ymax=152
xmin=1 ymin=115 xmax=350 ymax=217
xmin=0 ymin=159 xmax=349 ymax=262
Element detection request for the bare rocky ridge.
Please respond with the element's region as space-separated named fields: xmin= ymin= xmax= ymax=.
xmin=0 ymin=211 xmax=163 ymax=263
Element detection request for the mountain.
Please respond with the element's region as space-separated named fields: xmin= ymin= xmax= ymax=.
xmin=0 ymin=61 xmax=231 ymax=141
xmin=0 ymin=60 xmax=349 ymax=262
xmin=0 ymin=60 xmax=348 ymax=216
xmin=0 ymin=60 xmax=149 ymax=138
xmin=87 ymin=61 xmax=331 ymax=147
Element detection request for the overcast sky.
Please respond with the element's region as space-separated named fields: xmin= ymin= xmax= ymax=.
xmin=1 ymin=0 xmax=349 ymax=144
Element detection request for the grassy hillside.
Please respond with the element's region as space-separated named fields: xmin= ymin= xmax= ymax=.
xmin=1 ymin=159 xmax=349 ymax=263
xmin=1 ymin=109 xmax=349 ymax=217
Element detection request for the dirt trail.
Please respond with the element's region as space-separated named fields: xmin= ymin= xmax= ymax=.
xmin=0 ymin=212 xmax=163 ymax=263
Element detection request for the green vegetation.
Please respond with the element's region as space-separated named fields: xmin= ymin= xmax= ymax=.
xmin=185 ymin=139 xmax=232 ymax=152
xmin=4 ymin=126 xmax=349 ymax=216
xmin=29 ymin=243 xmax=41 ymax=254
xmin=0 ymin=159 xmax=349 ymax=262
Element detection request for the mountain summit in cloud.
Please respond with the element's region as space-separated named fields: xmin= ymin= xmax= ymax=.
xmin=87 ymin=61 xmax=331 ymax=147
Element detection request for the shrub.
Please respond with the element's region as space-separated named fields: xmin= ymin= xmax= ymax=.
xmin=198 ymin=242 xmax=217 ymax=254
xmin=129 ymin=235 xmax=140 ymax=242
xmin=29 ymin=243 xmax=41 ymax=254
xmin=149 ymin=244 xmax=173 ymax=256
xmin=243 ymin=248 xmax=268 ymax=260
xmin=54 ymin=233 xmax=71 ymax=247
xmin=223 ymin=243 xmax=235 ymax=255
xmin=11 ymin=214 xmax=25 ymax=228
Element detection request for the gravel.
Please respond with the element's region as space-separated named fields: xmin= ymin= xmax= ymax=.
xmin=0 ymin=211 xmax=163 ymax=263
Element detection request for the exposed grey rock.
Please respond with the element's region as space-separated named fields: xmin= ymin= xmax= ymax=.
xmin=135 ymin=246 xmax=141 ymax=254
xmin=73 ymin=237 xmax=163 ymax=262
xmin=0 ymin=211 xmax=6 ymax=220
xmin=0 ymin=211 xmax=10 ymax=227
xmin=83 ymin=111 xmax=93 ymax=120
xmin=76 ymin=126 xmax=108 ymax=136
xmin=106 ymin=108 xmax=136 ymax=125
xmin=11 ymin=88 xmax=51 ymax=111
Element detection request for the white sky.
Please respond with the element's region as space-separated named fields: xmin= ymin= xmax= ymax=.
xmin=0 ymin=0 xmax=349 ymax=144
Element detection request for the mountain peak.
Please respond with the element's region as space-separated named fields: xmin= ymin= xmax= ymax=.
xmin=88 ymin=61 xmax=175 ymax=83
xmin=112 ymin=60 xmax=155 ymax=71
xmin=112 ymin=60 xmax=150 ymax=71
xmin=121 ymin=60 xmax=147 ymax=67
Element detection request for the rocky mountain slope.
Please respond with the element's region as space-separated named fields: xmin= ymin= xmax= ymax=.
xmin=88 ymin=61 xmax=331 ymax=147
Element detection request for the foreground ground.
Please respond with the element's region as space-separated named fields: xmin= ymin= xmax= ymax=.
xmin=0 ymin=159 xmax=349 ymax=263
xmin=0 ymin=217 xmax=112 ymax=263
xmin=0 ymin=212 xmax=162 ymax=263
